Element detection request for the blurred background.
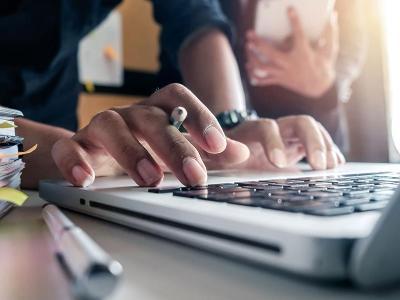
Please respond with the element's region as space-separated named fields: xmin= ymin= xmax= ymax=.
xmin=78 ymin=0 xmax=399 ymax=164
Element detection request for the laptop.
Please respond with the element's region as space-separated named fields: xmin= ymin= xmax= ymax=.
xmin=39 ymin=162 xmax=400 ymax=289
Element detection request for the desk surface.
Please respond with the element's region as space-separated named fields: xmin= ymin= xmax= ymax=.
xmin=2 ymin=192 xmax=400 ymax=300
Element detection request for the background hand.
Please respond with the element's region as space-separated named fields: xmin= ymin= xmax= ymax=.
xmin=246 ymin=8 xmax=339 ymax=98
xmin=205 ymin=116 xmax=345 ymax=171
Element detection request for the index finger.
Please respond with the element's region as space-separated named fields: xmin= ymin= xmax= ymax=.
xmin=278 ymin=116 xmax=328 ymax=170
xmin=317 ymin=11 xmax=339 ymax=60
xmin=287 ymin=7 xmax=307 ymax=45
xmin=145 ymin=83 xmax=227 ymax=155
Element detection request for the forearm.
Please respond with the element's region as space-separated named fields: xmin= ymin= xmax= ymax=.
xmin=15 ymin=118 xmax=74 ymax=189
xmin=179 ymin=28 xmax=246 ymax=114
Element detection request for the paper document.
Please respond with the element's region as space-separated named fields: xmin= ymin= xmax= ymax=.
xmin=78 ymin=11 xmax=123 ymax=87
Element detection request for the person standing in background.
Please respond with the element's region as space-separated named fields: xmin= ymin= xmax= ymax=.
xmin=218 ymin=0 xmax=367 ymax=153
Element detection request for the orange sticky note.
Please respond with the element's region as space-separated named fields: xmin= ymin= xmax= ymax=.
xmin=0 ymin=144 xmax=38 ymax=159
xmin=104 ymin=45 xmax=119 ymax=61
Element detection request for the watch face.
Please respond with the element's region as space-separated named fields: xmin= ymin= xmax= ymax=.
xmin=217 ymin=110 xmax=252 ymax=129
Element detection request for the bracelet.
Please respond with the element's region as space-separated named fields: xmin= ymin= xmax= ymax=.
xmin=216 ymin=109 xmax=257 ymax=130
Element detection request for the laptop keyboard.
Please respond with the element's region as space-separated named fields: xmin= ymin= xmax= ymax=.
xmin=148 ymin=172 xmax=399 ymax=216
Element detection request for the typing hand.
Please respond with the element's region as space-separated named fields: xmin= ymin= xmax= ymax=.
xmin=198 ymin=116 xmax=345 ymax=171
xmin=51 ymin=84 xmax=249 ymax=188
xmin=245 ymin=7 xmax=339 ymax=98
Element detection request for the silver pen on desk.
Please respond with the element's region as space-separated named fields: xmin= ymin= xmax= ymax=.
xmin=42 ymin=204 xmax=123 ymax=300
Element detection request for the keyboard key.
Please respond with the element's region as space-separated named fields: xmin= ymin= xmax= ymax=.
xmin=225 ymin=198 xmax=265 ymax=207
xmin=342 ymin=189 xmax=371 ymax=197
xmin=298 ymin=187 xmax=328 ymax=192
xmin=327 ymin=187 xmax=352 ymax=192
xmin=293 ymin=176 xmax=337 ymax=181
xmin=148 ymin=187 xmax=182 ymax=193
xmin=211 ymin=191 xmax=264 ymax=201
xmin=259 ymin=179 xmax=300 ymax=184
xmin=353 ymin=184 xmax=375 ymax=189
xmin=326 ymin=179 xmax=354 ymax=185
xmin=236 ymin=181 xmax=266 ymax=187
xmin=355 ymin=201 xmax=389 ymax=212
xmin=306 ymin=206 xmax=355 ymax=216
xmin=268 ymin=194 xmax=314 ymax=202
xmin=370 ymin=190 xmax=395 ymax=197
xmin=207 ymin=183 xmax=239 ymax=189
xmin=239 ymin=185 xmax=282 ymax=192
xmin=371 ymin=194 xmax=393 ymax=201
xmin=175 ymin=187 xmax=253 ymax=198
xmin=260 ymin=199 xmax=338 ymax=213
xmin=341 ymin=197 xmax=372 ymax=206
xmin=180 ymin=185 xmax=208 ymax=191
xmin=308 ymin=182 xmax=332 ymax=188
xmin=268 ymin=189 xmax=296 ymax=195
xmin=173 ymin=190 xmax=209 ymax=198
xmin=305 ymin=191 xmax=343 ymax=198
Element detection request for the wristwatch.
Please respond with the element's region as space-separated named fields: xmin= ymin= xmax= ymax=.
xmin=216 ymin=109 xmax=257 ymax=130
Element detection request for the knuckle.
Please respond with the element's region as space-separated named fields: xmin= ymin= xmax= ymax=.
xmin=169 ymin=136 xmax=192 ymax=160
xmin=197 ymin=104 xmax=214 ymax=125
xmin=52 ymin=139 xmax=74 ymax=169
xmin=51 ymin=139 xmax=67 ymax=160
xmin=92 ymin=110 xmax=120 ymax=127
xmin=140 ymin=105 xmax=166 ymax=119
xmin=119 ymin=142 xmax=141 ymax=161
xmin=164 ymin=83 xmax=189 ymax=99
xmin=139 ymin=106 xmax=169 ymax=128
xmin=257 ymin=118 xmax=278 ymax=130
xmin=325 ymin=143 xmax=334 ymax=151
xmin=296 ymin=115 xmax=315 ymax=126
xmin=316 ymin=145 xmax=327 ymax=153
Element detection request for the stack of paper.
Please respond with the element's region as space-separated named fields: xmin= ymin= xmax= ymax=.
xmin=0 ymin=106 xmax=29 ymax=217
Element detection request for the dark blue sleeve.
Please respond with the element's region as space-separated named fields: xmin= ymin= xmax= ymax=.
xmin=0 ymin=0 xmax=121 ymax=68
xmin=60 ymin=0 xmax=121 ymax=53
xmin=151 ymin=0 xmax=233 ymax=69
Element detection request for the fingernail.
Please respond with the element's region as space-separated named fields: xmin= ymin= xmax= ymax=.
xmin=337 ymin=150 xmax=346 ymax=164
xmin=72 ymin=165 xmax=94 ymax=187
xmin=328 ymin=150 xmax=338 ymax=168
xmin=254 ymin=68 xmax=269 ymax=78
xmin=183 ymin=157 xmax=207 ymax=186
xmin=137 ymin=158 xmax=161 ymax=186
xmin=250 ymin=78 xmax=260 ymax=86
xmin=247 ymin=43 xmax=255 ymax=51
xmin=311 ymin=150 xmax=327 ymax=170
xmin=203 ymin=125 xmax=227 ymax=152
xmin=270 ymin=149 xmax=287 ymax=168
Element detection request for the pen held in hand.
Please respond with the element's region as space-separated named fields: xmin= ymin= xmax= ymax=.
xmin=169 ymin=106 xmax=188 ymax=131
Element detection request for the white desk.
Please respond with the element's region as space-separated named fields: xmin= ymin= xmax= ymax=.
xmin=2 ymin=192 xmax=400 ymax=300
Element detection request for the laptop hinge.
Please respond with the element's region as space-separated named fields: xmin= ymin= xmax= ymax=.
xmin=349 ymin=189 xmax=400 ymax=288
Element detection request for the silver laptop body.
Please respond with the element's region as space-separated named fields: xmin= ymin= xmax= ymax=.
xmin=39 ymin=163 xmax=400 ymax=288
